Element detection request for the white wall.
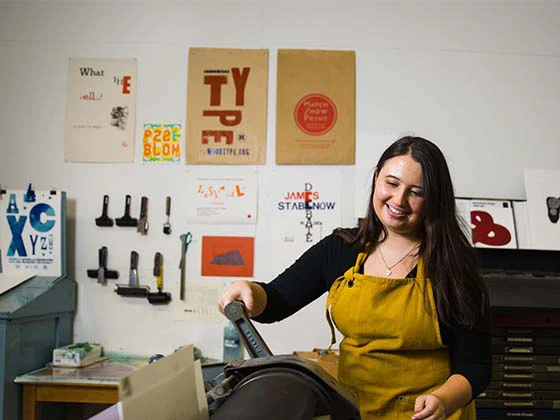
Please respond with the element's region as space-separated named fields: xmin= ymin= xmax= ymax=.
xmin=1 ymin=0 xmax=560 ymax=359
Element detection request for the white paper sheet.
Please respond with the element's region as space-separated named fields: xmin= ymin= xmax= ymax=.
xmin=64 ymin=58 xmax=137 ymax=163
xmin=185 ymin=168 xmax=257 ymax=224
xmin=0 ymin=189 xmax=63 ymax=276
xmin=524 ymin=169 xmax=560 ymax=250
xmin=263 ymin=169 xmax=342 ymax=272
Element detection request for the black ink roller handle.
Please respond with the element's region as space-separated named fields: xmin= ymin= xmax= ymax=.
xmin=223 ymin=301 xmax=273 ymax=359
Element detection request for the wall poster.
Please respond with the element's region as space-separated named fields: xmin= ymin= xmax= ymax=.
xmin=455 ymin=198 xmax=517 ymax=249
xmin=64 ymin=58 xmax=137 ymax=163
xmin=524 ymin=169 xmax=560 ymax=250
xmin=201 ymin=236 xmax=254 ymax=277
xmin=142 ymin=123 xmax=182 ymax=163
xmin=0 ymin=188 xmax=65 ymax=278
xmin=276 ymin=49 xmax=355 ymax=164
xmin=186 ymin=48 xmax=268 ymax=164
xmin=263 ymin=170 xmax=342 ymax=272
xmin=185 ymin=168 xmax=257 ymax=224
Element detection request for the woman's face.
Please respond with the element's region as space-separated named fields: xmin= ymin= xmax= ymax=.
xmin=373 ymin=154 xmax=425 ymax=239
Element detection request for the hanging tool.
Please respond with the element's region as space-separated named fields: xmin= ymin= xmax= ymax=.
xmin=147 ymin=252 xmax=171 ymax=304
xmin=137 ymin=196 xmax=149 ymax=234
xmin=115 ymin=251 xmax=150 ymax=297
xmin=87 ymin=246 xmax=119 ymax=284
xmin=95 ymin=195 xmax=114 ymax=227
xmin=179 ymin=232 xmax=192 ymax=301
xmin=163 ymin=196 xmax=172 ymax=235
xmin=116 ymin=195 xmax=138 ymax=227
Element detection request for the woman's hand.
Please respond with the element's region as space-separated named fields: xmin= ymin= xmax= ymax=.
xmin=218 ymin=280 xmax=267 ymax=318
xmin=411 ymin=394 xmax=446 ymax=420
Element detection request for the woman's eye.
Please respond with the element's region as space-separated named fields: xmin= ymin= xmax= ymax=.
xmin=387 ymin=181 xmax=398 ymax=187
xmin=411 ymin=190 xmax=424 ymax=197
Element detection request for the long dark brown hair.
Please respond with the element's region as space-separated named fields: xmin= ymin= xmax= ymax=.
xmin=337 ymin=136 xmax=487 ymax=328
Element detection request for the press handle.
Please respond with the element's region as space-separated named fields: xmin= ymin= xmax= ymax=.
xmin=223 ymin=301 xmax=273 ymax=359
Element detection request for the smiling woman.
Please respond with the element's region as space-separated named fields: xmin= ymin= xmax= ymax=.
xmin=218 ymin=136 xmax=492 ymax=420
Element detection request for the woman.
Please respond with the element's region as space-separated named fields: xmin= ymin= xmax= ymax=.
xmin=218 ymin=136 xmax=492 ymax=420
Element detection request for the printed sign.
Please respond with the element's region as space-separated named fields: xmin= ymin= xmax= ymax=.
xmin=185 ymin=169 xmax=257 ymax=224
xmin=186 ymin=48 xmax=268 ymax=164
xmin=64 ymin=58 xmax=137 ymax=163
xmin=524 ymin=169 xmax=560 ymax=250
xmin=201 ymin=236 xmax=254 ymax=277
xmin=142 ymin=123 xmax=182 ymax=162
xmin=0 ymin=189 xmax=64 ymax=276
xmin=263 ymin=170 xmax=342 ymax=273
xmin=276 ymin=49 xmax=355 ymax=164
xmin=455 ymin=198 xmax=517 ymax=249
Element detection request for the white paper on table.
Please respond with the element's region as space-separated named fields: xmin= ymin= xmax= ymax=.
xmin=119 ymin=345 xmax=208 ymax=420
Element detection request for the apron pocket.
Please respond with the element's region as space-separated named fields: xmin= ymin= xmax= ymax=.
xmin=397 ymin=395 xmax=417 ymax=419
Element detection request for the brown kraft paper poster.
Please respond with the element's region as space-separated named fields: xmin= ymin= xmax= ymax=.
xmin=186 ymin=48 xmax=268 ymax=164
xmin=276 ymin=49 xmax=355 ymax=164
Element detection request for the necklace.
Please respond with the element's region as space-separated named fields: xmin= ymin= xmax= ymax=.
xmin=378 ymin=242 xmax=419 ymax=277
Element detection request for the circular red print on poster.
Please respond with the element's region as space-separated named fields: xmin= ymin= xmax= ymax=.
xmin=294 ymin=94 xmax=337 ymax=136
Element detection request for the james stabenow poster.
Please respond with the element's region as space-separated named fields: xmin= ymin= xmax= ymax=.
xmin=185 ymin=48 xmax=268 ymax=164
xmin=64 ymin=58 xmax=137 ymax=163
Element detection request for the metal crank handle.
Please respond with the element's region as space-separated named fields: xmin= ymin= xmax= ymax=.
xmin=223 ymin=301 xmax=273 ymax=359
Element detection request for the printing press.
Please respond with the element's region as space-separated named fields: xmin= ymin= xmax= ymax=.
xmin=204 ymin=301 xmax=360 ymax=420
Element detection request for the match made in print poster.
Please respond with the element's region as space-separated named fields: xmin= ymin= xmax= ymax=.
xmin=186 ymin=48 xmax=268 ymax=164
xmin=276 ymin=49 xmax=355 ymax=164
xmin=64 ymin=58 xmax=137 ymax=162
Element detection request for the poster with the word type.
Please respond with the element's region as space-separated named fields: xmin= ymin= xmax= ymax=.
xmin=455 ymin=198 xmax=517 ymax=249
xmin=524 ymin=169 xmax=560 ymax=250
xmin=186 ymin=48 xmax=268 ymax=164
xmin=276 ymin=49 xmax=355 ymax=164
xmin=0 ymin=190 xmax=64 ymax=277
xmin=264 ymin=170 xmax=342 ymax=273
xmin=201 ymin=236 xmax=254 ymax=277
xmin=64 ymin=58 xmax=137 ymax=163
xmin=185 ymin=169 xmax=257 ymax=224
xmin=142 ymin=123 xmax=182 ymax=163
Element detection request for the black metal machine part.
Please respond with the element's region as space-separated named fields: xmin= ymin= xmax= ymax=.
xmin=204 ymin=301 xmax=360 ymax=419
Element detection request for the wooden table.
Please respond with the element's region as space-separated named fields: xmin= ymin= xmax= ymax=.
xmin=15 ymin=358 xmax=147 ymax=420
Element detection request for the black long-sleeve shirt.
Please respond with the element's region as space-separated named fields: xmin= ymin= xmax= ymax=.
xmin=254 ymin=230 xmax=492 ymax=397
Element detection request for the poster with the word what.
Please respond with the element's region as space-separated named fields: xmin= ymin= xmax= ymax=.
xmin=262 ymin=170 xmax=342 ymax=273
xmin=455 ymin=198 xmax=517 ymax=249
xmin=0 ymin=189 xmax=64 ymax=277
xmin=142 ymin=123 xmax=182 ymax=163
xmin=186 ymin=48 xmax=268 ymax=164
xmin=185 ymin=169 xmax=257 ymax=224
xmin=64 ymin=58 xmax=137 ymax=163
xmin=276 ymin=49 xmax=355 ymax=164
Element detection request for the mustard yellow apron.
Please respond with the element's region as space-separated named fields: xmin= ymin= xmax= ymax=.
xmin=326 ymin=252 xmax=476 ymax=420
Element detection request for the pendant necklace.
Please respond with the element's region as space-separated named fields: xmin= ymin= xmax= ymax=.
xmin=378 ymin=242 xmax=419 ymax=277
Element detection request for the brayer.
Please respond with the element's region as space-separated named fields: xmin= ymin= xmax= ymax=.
xmin=115 ymin=251 xmax=150 ymax=297
xmin=147 ymin=252 xmax=171 ymax=304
